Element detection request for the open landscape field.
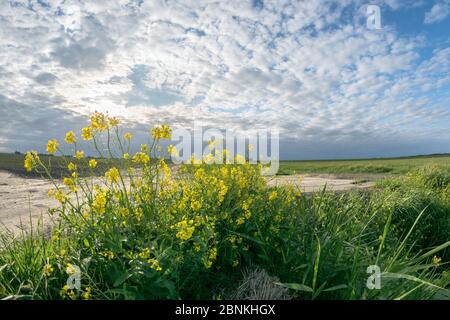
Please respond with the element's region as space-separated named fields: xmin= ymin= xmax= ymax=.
xmin=278 ymin=155 xmax=450 ymax=175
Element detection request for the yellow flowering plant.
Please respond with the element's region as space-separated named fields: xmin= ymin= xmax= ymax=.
xmin=8 ymin=111 xmax=449 ymax=300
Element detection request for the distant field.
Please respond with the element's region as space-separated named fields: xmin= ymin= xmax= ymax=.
xmin=0 ymin=152 xmax=123 ymax=177
xmin=1 ymin=152 xmax=449 ymax=177
xmin=278 ymin=155 xmax=450 ymax=175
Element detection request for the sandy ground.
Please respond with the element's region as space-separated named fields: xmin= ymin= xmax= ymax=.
xmin=0 ymin=170 xmax=374 ymax=234
xmin=266 ymin=174 xmax=374 ymax=192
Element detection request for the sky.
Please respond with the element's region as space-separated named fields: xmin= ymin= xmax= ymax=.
xmin=0 ymin=0 xmax=449 ymax=160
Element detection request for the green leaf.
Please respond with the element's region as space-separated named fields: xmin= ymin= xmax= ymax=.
xmin=275 ymin=282 xmax=313 ymax=292
xmin=323 ymin=284 xmax=348 ymax=292
xmin=113 ymin=272 xmax=134 ymax=287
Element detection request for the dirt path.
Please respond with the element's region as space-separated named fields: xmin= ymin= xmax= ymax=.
xmin=266 ymin=174 xmax=374 ymax=192
xmin=0 ymin=170 xmax=375 ymax=233
xmin=0 ymin=171 xmax=59 ymax=234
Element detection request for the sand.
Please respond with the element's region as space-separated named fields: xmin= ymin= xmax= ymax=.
xmin=0 ymin=170 xmax=374 ymax=234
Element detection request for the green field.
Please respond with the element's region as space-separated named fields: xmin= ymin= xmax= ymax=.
xmin=0 ymin=152 xmax=134 ymax=177
xmin=279 ymin=154 xmax=450 ymax=175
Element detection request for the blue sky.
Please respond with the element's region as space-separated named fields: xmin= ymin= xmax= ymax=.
xmin=0 ymin=0 xmax=449 ymax=160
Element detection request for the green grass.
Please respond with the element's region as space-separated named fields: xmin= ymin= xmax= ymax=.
xmin=278 ymin=154 xmax=450 ymax=175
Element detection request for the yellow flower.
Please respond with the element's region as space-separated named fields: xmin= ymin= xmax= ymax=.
xmin=167 ymin=144 xmax=178 ymax=156
xmin=102 ymin=250 xmax=115 ymax=261
xmin=123 ymin=153 xmax=130 ymax=160
xmin=46 ymin=139 xmax=59 ymax=154
xmin=82 ymin=127 xmax=93 ymax=140
xmin=64 ymin=131 xmax=76 ymax=144
xmin=63 ymin=177 xmax=76 ymax=192
xmin=92 ymin=192 xmax=107 ymax=214
xmin=132 ymin=152 xmax=150 ymax=165
xmin=65 ymin=263 xmax=77 ymax=276
xmin=89 ymin=159 xmax=97 ymax=169
xmin=59 ymin=285 xmax=71 ymax=299
xmin=151 ymin=124 xmax=172 ymax=140
xmin=43 ymin=264 xmax=54 ymax=277
xmin=105 ymin=167 xmax=120 ymax=184
xmin=236 ymin=217 xmax=245 ymax=225
xmin=109 ymin=117 xmax=119 ymax=127
xmin=55 ymin=190 xmax=67 ymax=203
xmin=75 ymin=150 xmax=84 ymax=159
xmin=47 ymin=189 xmax=55 ymax=198
xmin=140 ymin=144 xmax=148 ymax=152
xmin=24 ymin=151 xmax=39 ymax=172
xmin=190 ymin=200 xmax=201 ymax=212
xmin=138 ymin=248 xmax=151 ymax=259
xmin=176 ymin=227 xmax=195 ymax=241
xmin=124 ymin=132 xmax=133 ymax=140
xmin=67 ymin=162 xmax=77 ymax=171
xmin=59 ymin=284 xmax=76 ymax=300
xmin=433 ymin=256 xmax=442 ymax=265
xmin=90 ymin=111 xmax=109 ymax=132
xmin=81 ymin=287 xmax=91 ymax=300
xmin=205 ymin=247 xmax=218 ymax=268
xmin=268 ymin=190 xmax=278 ymax=201
xmin=148 ymin=259 xmax=162 ymax=272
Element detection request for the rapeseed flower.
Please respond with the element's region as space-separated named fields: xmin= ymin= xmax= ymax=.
xmin=65 ymin=131 xmax=76 ymax=144
xmin=167 ymin=144 xmax=177 ymax=156
xmin=75 ymin=150 xmax=84 ymax=159
xmin=82 ymin=127 xmax=93 ymax=140
xmin=433 ymin=256 xmax=442 ymax=265
xmin=67 ymin=162 xmax=77 ymax=171
xmin=105 ymin=167 xmax=120 ymax=184
xmin=124 ymin=132 xmax=133 ymax=140
xmin=65 ymin=263 xmax=77 ymax=276
xmin=102 ymin=250 xmax=115 ymax=261
xmin=90 ymin=111 xmax=109 ymax=132
xmin=43 ymin=264 xmax=54 ymax=277
xmin=92 ymin=192 xmax=107 ymax=214
xmin=24 ymin=151 xmax=39 ymax=172
xmin=81 ymin=287 xmax=91 ymax=300
xmin=148 ymin=259 xmax=162 ymax=272
xmin=151 ymin=124 xmax=172 ymax=140
xmin=46 ymin=139 xmax=59 ymax=154
xmin=109 ymin=117 xmax=119 ymax=127
xmin=89 ymin=159 xmax=97 ymax=169
xmin=133 ymin=152 xmax=150 ymax=165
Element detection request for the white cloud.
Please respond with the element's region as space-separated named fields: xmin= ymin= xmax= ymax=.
xmin=0 ymin=0 xmax=449 ymax=158
xmin=424 ymin=0 xmax=450 ymax=24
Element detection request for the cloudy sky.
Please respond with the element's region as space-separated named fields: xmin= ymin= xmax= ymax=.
xmin=0 ymin=0 xmax=449 ymax=160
